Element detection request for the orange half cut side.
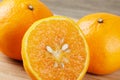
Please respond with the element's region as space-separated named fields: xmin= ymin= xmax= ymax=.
xmin=22 ymin=16 xmax=89 ymax=80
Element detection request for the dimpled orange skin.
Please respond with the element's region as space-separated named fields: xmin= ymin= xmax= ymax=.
xmin=0 ymin=0 xmax=53 ymax=60
xmin=77 ymin=13 xmax=120 ymax=75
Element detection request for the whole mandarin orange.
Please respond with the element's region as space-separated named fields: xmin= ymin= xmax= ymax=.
xmin=0 ymin=0 xmax=53 ymax=60
xmin=77 ymin=13 xmax=120 ymax=75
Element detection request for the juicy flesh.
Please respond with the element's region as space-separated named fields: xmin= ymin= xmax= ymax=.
xmin=27 ymin=20 xmax=87 ymax=80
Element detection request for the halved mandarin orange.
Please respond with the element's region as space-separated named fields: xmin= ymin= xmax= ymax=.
xmin=22 ymin=16 xmax=89 ymax=80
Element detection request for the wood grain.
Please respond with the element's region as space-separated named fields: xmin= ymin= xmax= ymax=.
xmin=0 ymin=0 xmax=120 ymax=80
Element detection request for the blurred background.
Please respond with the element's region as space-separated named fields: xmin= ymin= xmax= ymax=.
xmin=41 ymin=0 xmax=120 ymax=19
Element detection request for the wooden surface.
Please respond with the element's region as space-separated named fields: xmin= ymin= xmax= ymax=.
xmin=0 ymin=0 xmax=120 ymax=80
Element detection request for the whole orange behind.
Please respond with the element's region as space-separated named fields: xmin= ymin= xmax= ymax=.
xmin=0 ymin=0 xmax=53 ymax=60
xmin=77 ymin=13 xmax=120 ymax=75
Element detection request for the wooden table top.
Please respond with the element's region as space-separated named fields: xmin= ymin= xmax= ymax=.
xmin=0 ymin=0 xmax=120 ymax=80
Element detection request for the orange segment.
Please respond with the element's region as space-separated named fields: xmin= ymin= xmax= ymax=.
xmin=22 ymin=16 xmax=89 ymax=80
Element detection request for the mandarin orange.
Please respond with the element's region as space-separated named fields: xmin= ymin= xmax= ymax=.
xmin=77 ymin=13 xmax=120 ymax=75
xmin=0 ymin=0 xmax=53 ymax=60
xmin=22 ymin=16 xmax=89 ymax=80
